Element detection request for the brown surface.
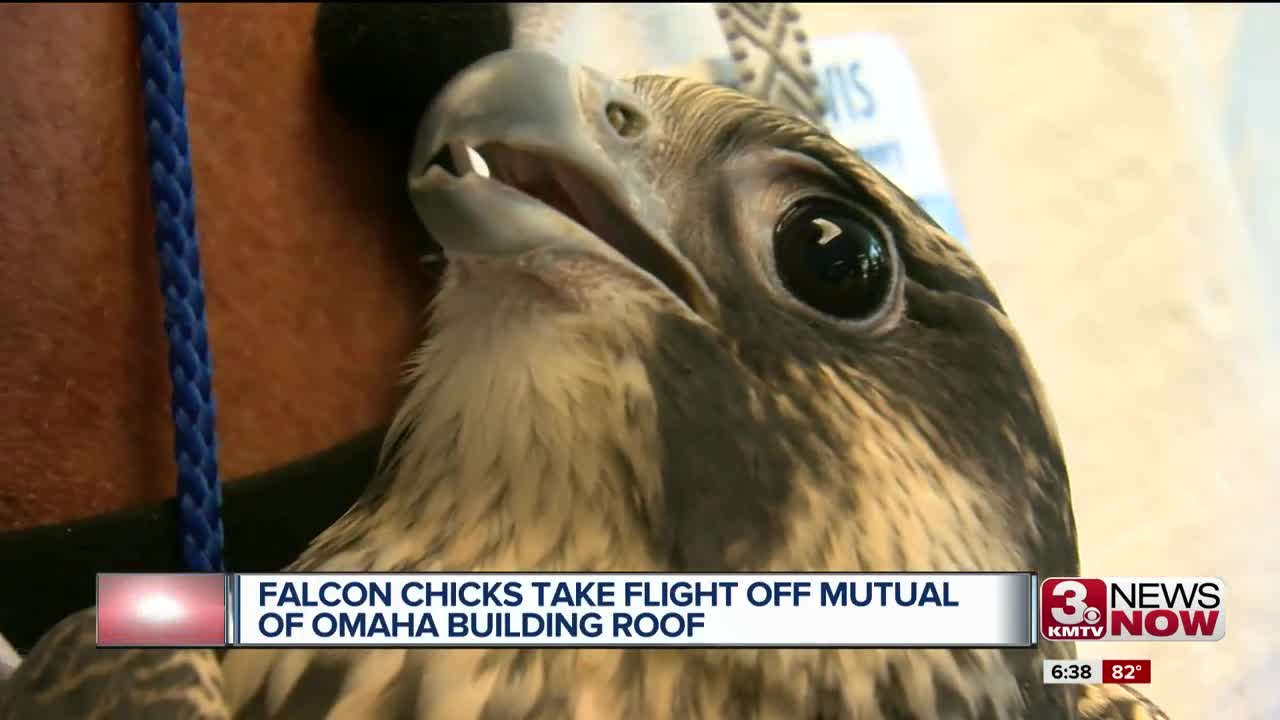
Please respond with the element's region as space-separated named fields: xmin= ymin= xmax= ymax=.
xmin=0 ymin=3 xmax=433 ymax=531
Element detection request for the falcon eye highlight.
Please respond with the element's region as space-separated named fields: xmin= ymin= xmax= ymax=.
xmin=773 ymin=198 xmax=896 ymax=321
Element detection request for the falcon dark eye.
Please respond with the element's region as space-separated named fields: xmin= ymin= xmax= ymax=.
xmin=773 ymin=199 xmax=895 ymax=320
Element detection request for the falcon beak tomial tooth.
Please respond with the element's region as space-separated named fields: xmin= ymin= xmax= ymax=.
xmin=446 ymin=142 xmax=491 ymax=179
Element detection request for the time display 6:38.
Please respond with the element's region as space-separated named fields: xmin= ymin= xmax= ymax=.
xmin=1043 ymin=659 xmax=1100 ymax=684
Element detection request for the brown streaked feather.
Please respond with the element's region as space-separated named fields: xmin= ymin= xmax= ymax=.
xmin=0 ymin=608 xmax=227 ymax=720
xmin=1077 ymin=683 xmax=1171 ymax=720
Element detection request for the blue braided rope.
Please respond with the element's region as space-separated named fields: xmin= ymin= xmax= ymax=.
xmin=136 ymin=3 xmax=225 ymax=572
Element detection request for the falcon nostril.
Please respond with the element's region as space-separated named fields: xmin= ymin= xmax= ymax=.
xmin=605 ymin=101 xmax=648 ymax=139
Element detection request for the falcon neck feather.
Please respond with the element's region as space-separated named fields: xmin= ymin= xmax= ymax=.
xmin=293 ymin=293 xmax=670 ymax=574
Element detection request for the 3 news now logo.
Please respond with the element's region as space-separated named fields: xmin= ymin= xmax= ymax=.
xmin=1040 ymin=577 xmax=1225 ymax=642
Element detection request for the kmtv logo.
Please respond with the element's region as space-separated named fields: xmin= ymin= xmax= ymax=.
xmin=1041 ymin=577 xmax=1224 ymax=642
xmin=1041 ymin=578 xmax=1108 ymax=640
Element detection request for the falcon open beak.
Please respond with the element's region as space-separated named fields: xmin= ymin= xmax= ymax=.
xmin=408 ymin=50 xmax=716 ymax=320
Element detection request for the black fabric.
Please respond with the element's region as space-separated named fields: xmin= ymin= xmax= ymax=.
xmin=314 ymin=1 xmax=515 ymax=259
xmin=0 ymin=429 xmax=385 ymax=654
xmin=314 ymin=2 xmax=513 ymax=140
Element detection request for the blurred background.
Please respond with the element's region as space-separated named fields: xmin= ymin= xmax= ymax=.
xmin=799 ymin=5 xmax=1280 ymax=718
xmin=530 ymin=3 xmax=1278 ymax=718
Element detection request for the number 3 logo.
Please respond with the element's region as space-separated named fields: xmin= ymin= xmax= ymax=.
xmin=1051 ymin=580 xmax=1089 ymax=625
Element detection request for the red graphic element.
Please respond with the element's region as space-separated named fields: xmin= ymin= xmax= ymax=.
xmin=96 ymin=573 xmax=226 ymax=647
xmin=1102 ymin=659 xmax=1152 ymax=684
xmin=1040 ymin=577 xmax=1108 ymax=641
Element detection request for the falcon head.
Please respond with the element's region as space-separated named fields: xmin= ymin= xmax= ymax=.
xmin=257 ymin=48 xmax=1082 ymax=718
xmin=355 ymin=48 xmax=1077 ymax=583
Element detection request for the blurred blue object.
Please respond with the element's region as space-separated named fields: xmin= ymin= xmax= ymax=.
xmin=810 ymin=32 xmax=969 ymax=245
xmin=1224 ymin=4 xmax=1280 ymax=345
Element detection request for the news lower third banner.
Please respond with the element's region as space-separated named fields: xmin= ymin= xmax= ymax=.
xmin=96 ymin=572 xmax=1036 ymax=649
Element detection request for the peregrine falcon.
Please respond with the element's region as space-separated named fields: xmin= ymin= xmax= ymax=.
xmin=0 ymin=46 xmax=1168 ymax=720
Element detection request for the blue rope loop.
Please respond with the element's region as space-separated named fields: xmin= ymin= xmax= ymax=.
xmin=136 ymin=3 xmax=225 ymax=573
